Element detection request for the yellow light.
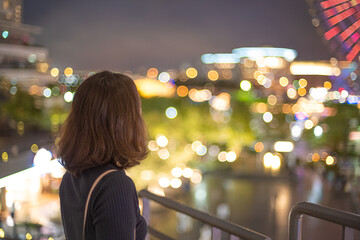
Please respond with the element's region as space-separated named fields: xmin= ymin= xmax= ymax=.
xmin=182 ymin=168 xmax=194 ymax=178
xmin=64 ymin=67 xmax=73 ymax=77
xmin=37 ymin=62 xmax=49 ymax=73
xmin=134 ymin=78 xmax=175 ymax=98
xmin=299 ymin=78 xmax=307 ymax=88
xmin=0 ymin=228 xmax=4 ymax=238
xmin=257 ymin=75 xmax=266 ymax=85
xmin=218 ymin=151 xmax=227 ymax=162
xmin=177 ymin=86 xmax=188 ymax=97
xmin=254 ymin=142 xmax=264 ymax=152
xmin=267 ymin=95 xmax=277 ymax=105
xmin=298 ymin=88 xmax=307 ymax=96
xmin=324 ymin=81 xmax=332 ymax=89
xmin=2 ymin=152 xmax=8 ymax=162
xmin=147 ymin=68 xmax=158 ymax=78
xmin=255 ymin=103 xmax=267 ymax=113
xmin=282 ymin=104 xmax=291 ymax=114
xmin=48 ymin=238 xmax=54 ymax=240
xmin=186 ymin=67 xmax=198 ymax=78
xmin=263 ymin=152 xmax=273 ymax=168
xmin=279 ymin=77 xmax=289 ymax=87
xmin=271 ymin=155 xmax=281 ymax=170
xmin=312 ymin=153 xmax=320 ymax=162
xmin=326 ymin=156 xmax=335 ymax=165
xmin=304 ymin=120 xmax=314 ymax=129
xmin=31 ymin=144 xmax=38 ymax=153
xmin=290 ymin=62 xmax=337 ymax=76
xmin=207 ymin=70 xmax=219 ymax=81
xmin=26 ymin=233 xmax=32 ymax=240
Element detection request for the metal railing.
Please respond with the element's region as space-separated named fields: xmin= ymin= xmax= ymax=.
xmin=288 ymin=201 xmax=360 ymax=240
xmin=138 ymin=190 xmax=271 ymax=240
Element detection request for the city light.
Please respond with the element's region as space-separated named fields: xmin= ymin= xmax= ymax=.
xmin=156 ymin=135 xmax=168 ymax=147
xmin=147 ymin=68 xmax=159 ymax=78
xmin=232 ymin=47 xmax=297 ymax=62
xmin=158 ymin=149 xmax=170 ymax=159
xmin=263 ymin=112 xmax=273 ymax=123
xmin=2 ymin=30 xmax=9 ymax=38
xmin=159 ymin=177 xmax=170 ymax=188
xmin=226 ymin=151 xmax=237 ymax=162
xmin=290 ymin=62 xmax=340 ymax=76
xmin=273 ymin=141 xmax=294 ymax=152
xmin=240 ymin=80 xmax=252 ymax=91
xmin=171 ymin=167 xmax=183 ymax=178
xmin=64 ymin=91 xmax=74 ymax=102
xmin=254 ymin=142 xmax=264 ymax=152
xmin=325 ymin=156 xmax=335 ymax=165
xmin=159 ymin=72 xmax=171 ymax=83
xmin=177 ymin=86 xmax=188 ymax=97
xmin=64 ymin=67 xmax=73 ymax=77
xmin=314 ymin=126 xmax=323 ymax=137
xmin=208 ymin=70 xmax=219 ymax=81
xmin=201 ymin=53 xmax=240 ymax=64
xmin=148 ymin=140 xmax=158 ymax=151
xmin=165 ymin=107 xmax=178 ymax=119
xmin=186 ymin=67 xmax=198 ymax=78
xmin=170 ymin=178 xmax=182 ymax=188
xmin=183 ymin=168 xmax=194 ymax=178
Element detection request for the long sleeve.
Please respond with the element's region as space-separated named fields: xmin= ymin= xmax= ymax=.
xmin=89 ymin=172 xmax=146 ymax=240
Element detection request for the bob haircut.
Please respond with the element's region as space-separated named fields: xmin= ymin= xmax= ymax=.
xmin=57 ymin=71 xmax=148 ymax=176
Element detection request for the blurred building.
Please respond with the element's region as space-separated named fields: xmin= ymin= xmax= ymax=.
xmin=0 ymin=0 xmax=53 ymax=87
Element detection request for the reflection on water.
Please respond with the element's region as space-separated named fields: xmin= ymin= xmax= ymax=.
xmin=151 ymin=168 xmax=356 ymax=240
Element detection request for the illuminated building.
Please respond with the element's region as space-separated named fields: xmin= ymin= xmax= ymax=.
xmin=0 ymin=0 xmax=53 ymax=86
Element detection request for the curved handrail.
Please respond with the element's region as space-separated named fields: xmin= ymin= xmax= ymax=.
xmin=289 ymin=201 xmax=360 ymax=240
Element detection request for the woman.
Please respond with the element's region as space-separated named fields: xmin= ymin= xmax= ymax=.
xmin=58 ymin=71 xmax=148 ymax=240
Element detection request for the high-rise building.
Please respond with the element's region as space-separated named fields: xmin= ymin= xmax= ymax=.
xmin=0 ymin=0 xmax=53 ymax=87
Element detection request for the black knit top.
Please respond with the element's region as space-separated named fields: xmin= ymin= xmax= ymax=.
xmin=59 ymin=163 xmax=147 ymax=240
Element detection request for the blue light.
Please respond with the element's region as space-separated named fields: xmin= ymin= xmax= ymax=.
xmin=232 ymin=47 xmax=298 ymax=62
xmin=201 ymin=53 xmax=240 ymax=64
xmin=2 ymin=31 xmax=9 ymax=39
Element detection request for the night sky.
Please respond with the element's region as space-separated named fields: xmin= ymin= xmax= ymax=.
xmin=23 ymin=0 xmax=333 ymax=71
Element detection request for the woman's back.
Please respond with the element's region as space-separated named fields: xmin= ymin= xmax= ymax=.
xmin=60 ymin=163 xmax=147 ymax=239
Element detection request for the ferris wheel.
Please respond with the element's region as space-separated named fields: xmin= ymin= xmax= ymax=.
xmin=308 ymin=0 xmax=360 ymax=62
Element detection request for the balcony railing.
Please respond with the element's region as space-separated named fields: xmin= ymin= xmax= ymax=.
xmin=138 ymin=189 xmax=271 ymax=240
xmin=288 ymin=201 xmax=360 ymax=240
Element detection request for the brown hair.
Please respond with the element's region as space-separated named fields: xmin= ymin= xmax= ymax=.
xmin=57 ymin=71 xmax=148 ymax=175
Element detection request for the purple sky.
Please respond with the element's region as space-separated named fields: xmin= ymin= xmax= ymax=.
xmin=24 ymin=0 xmax=332 ymax=71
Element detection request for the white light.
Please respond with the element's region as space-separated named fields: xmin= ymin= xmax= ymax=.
xmin=159 ymin=177 xmax=170 ymax=188
xmin=158 ymin=149 xmax=170 ymax=159
xmin=33 ymin=148 xmax=52 ymax=167
xmin=196 ymin=145 xmax=207 ymax=156
xmin=226 ymin=151 xmax=237 ymax=162
xmin=191 ymin=141 xmax=202 ymax=151
xmin=5 ymin=191 xmax=14 ymax=208
xmin=159 ymin=72 xmax=171 ymax=83
xmin=43 ymin=88 xmax=51 ymax=98
xmin=263 ymin=152 xmax=273 ymax=168
xmin=290 ymin=62 xmax=336 ymax=76
xmin=183 ymin=168 xmax=194 ymax=178
xmin=171 ymin=167 xmax=183 ymax=178
xmin=64 ymin=91 xmax=74 ymax=102
xmin=156 ymin=135 xmax=168 ymax=147
xmin=272 ymin=155 xmax=281 ymax=170
xmin=170 ymin=178 xmax=182 ymax=188
xmin=263 ymin=112 xmax=273 ymax=123
xmin=240 ymin=80 xmax=252 ymax=91
xmin=291 ymin=125 xmax=302 ymax=140
xmin=274 ymin=141 xmax=294 ymax=152
xmin=166 ymin=107 xmax=177 ymax=119
xmin=191 ymin=172 xmax=202 ymax=183
xmin=314 ymin=126 xmax=323 ymax=137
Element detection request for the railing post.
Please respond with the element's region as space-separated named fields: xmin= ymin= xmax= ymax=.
xmin=289 ymin=211 xmax=302 ymax=240
xmin=142 ymin=197 xmax=150 ymax=240
xmin=342 ymin=226 xmax=354 ymax=240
